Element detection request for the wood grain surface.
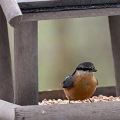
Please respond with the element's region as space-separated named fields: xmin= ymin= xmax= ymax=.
xmin=109 ymin=16 xmax=120 ymax=96
xmin=0 ymin=7 xmax=14 ymax=103
xmin=1 ymin=0 xmax=22 ymax=27
xmin=14 ymin=21 xmax=38 ymax=105
xmin=0 ymin=100 xmax=20 ymax=120
xmin=15 ymin=101 xmax=120 ymax=120
xmin=22 ymin=7 xmax=120 ymax=22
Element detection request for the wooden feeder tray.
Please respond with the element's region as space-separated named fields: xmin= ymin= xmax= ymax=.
xmin=1 ymin=86 xmax=120 ymax=120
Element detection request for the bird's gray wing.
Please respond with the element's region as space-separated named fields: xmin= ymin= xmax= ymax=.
xmin=63 ymin=75 xmax=74 ymax=88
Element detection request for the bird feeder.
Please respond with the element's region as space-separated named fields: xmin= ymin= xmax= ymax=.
xmin=0 ymin=0 xmax=120 ymax=119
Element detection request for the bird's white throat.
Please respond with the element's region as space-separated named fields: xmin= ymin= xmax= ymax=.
xmin=76 ymin=70 xmax=93 ymax=76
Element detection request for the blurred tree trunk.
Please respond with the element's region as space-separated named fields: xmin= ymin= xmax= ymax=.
xmin=54 ymin=20 xmax=70 ymax=85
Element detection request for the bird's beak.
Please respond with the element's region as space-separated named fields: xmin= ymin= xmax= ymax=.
xmin=90 ymin=68 xmax=97 ymax=72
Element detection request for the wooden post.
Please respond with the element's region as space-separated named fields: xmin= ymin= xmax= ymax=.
xmin=0 ymin=7 xmax=14 ymax=102
xmin=14 ymin=21 xmax=38 ymax=105
xmin=109 ymin=16 xmax=120 ymax=96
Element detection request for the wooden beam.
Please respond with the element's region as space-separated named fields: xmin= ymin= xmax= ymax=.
xmin=16 ymin=101 xmax=120 ymax=120
xmin=0 ymin=100 xmax=20 ymax=120
xmin=39 ymin=89 xmax=66 ymax=101
xmin=22 ymin=7 xmax=120 ymax=22
xmin=109 ymin=16 xmax=120 ymax=96
xmin=1 ymin=0 xmax=22 ymax=27
xmin=39 ymin=86 xmax=116 ymax=101
xmin=0 ymin=7 xmax=14 ymax=103
xmin=94 ymin=86 xmax=116 ymax=97
xmin=14 ymin=21 xmax=38 ymax=105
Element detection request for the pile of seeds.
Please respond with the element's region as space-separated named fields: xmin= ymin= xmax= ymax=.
xmin=39 ymin=95 xmax=120 ymax=105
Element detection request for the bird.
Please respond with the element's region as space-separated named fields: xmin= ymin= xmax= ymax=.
xmin=62 ymin=62 xmax=98 ymax=103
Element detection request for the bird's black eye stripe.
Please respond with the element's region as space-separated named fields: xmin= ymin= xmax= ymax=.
xmin=76 ymin=67 xmax=93 ymax=71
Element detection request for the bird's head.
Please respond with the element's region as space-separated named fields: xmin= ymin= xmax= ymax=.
xmin=71 ymin=62 xmax=97 ymax=76
xmin=73 ymin=62 xmax=97 ymax=76
xmin=76 ymin=62 xmax=97 ymax=72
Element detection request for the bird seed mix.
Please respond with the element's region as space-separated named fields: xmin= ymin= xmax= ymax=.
xmin=39 ymin=95 xmax=120 ymax=105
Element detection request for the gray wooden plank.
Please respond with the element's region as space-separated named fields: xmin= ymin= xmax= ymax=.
xmin=0 ymin=100 xmax=20 ymax=120
xmin=17 ymin=0 xmax=120 ymax=9
xmin=0 ymin=7 xmax=14 ymax=103
xmin=1 ymin=0 xmax=22 ymax=27
xmin=22 ymin=7 xmax=120 ymax=22
xmin=94 ymin=86 xmax=116 ymax=97
xmin=39 ymin=86 xmax=116 ymax=101
xmin=39 ymin=89 xmax=66 ymax=101
xmin=14 ymin=21 xmax=38 ymax=105
xmin=109 ymin=16 xmax=120 ymax=96
xmin=16 ymin=101 xmax=120 ymax=120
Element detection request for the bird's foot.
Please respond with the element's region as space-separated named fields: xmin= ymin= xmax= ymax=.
xmin=89 ymin=98 xmax=92 ymax=103
xmin=68 ymin=99 xmax=71 ymax=104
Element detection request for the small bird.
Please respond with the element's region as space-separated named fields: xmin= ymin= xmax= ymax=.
xmin=63 ymin=62 xmax=98 ymax=103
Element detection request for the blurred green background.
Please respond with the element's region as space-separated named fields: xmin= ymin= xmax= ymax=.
xmin=8 ymin=16 xmax=115 ymax=91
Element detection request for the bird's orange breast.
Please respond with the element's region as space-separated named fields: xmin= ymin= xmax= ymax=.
xmin=63 ymin=71 xmax=97 ymax=100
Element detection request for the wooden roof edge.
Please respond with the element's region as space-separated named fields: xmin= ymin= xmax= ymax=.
xmin=0 ymin=0 xmax=23 ymax=28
